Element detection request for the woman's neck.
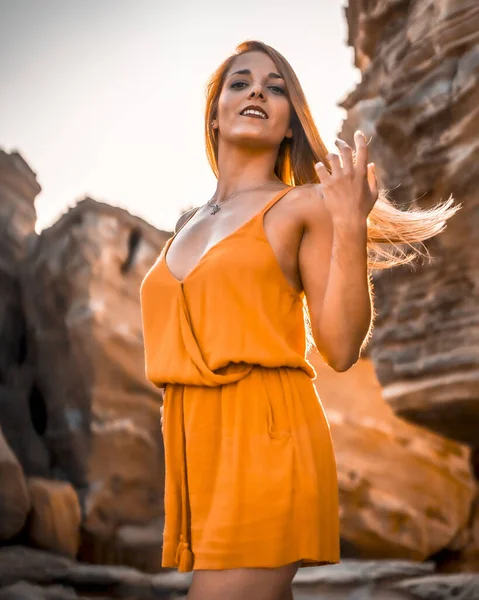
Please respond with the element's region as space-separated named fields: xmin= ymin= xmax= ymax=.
xmin=214 ymin=140 xmax=281 ymax=201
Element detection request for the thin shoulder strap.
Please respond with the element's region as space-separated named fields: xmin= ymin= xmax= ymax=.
xmin=260 ymin=186 xmax=295 ymax=215
xmin=174 ymin=206 xmax=200 ymax=237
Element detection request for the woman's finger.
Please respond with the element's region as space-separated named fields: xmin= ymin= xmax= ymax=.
xmin=327 ymin=152 xmax=342 ymax=177
xmin=314 ymin=161 xmax=331 ymax=184
xmin=367 ymin=163 xmax=378 ymax=202
xmin=335 ymin=139 xmax=354 ymax=176
xmin=354 ymin=131 xmax=368 ymax=177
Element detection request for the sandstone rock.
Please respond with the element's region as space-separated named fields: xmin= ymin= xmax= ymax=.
xmin=79 ymin=519 xmax=164 ymax=573
xmin=293 ymin=558 xmax=435 ymax=599
xmin=438 ymin=492 xmax=479 ymax=573
xmin=0 ymin=425 xmax=30 ymax=540
xmin=0 ymin=150 xmax=39 ymax=262
xmin=0 ymin=150 xmax=50 ymax=479
xmin=391 ymin=573 xmax=479 ymax=599
xmin=114 ymin=521 xmax=164 ymax=572
xmin=2 ymin=545 xmax=475 ymax=600
xmin=0 ymin=582 xmax=79 ymax=600
xmin=310 ymin=352 xmax=477 ymax=562
xmin=0 ymin=546 xmax=191 ymax=598
xmin=292 ymin=559 xmax=479 ymax=599
xmin=340 ymin=0 xmax=479 ymax=446
xmin=27 ymin=477 xmax=81 ymax=557
xmin=19 ymin=197 xmax=169 ymax=561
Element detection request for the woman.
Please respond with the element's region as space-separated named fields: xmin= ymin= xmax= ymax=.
xmin=140 ymin=40 xmax=458 ymax=600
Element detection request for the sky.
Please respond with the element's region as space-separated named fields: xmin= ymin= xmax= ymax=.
xmin=0 ymin=0 xmax=359 ymax=234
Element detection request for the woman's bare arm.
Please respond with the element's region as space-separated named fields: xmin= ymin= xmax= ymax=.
xmin=298 ymin=132 xmax=377 ymax=372
xmin=298 ymin=191 xmax=372 ymax=371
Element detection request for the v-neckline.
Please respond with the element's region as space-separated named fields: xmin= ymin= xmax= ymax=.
xmin=163 ymin=186 xmax=293 ymax=285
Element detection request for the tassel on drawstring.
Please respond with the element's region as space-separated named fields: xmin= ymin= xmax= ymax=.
xmin=173 ymin=354 xmax=195 ymax=573
xmin=176 ymin=534 xmax=194 ymax=571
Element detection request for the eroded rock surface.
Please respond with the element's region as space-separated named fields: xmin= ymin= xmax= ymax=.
xmin=0 ymin=426 xmax=30 ymax=540
xmin=19 ymin=198 xmax=170 ymax=568
xmin=310 ymin=352 xmax=477 ymax=569
xmin=0 ymin=151 xmax=49 ymax=480
xmin=341 ymin=0 xmax=479 ymax=446
xmin=27 ymin=477 xmax=81 ymax=557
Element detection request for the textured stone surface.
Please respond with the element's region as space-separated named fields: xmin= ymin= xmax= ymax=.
xmin=19 ymin=197 xmax=170 ymax=561
xmin=310 ymin=352 xmax=477 ymax=565
xmin=341 ymin=0 xmax=479 ymax=446
xmin=0 ymin=425 xmax=30 ymax=540
xmin=27 ymin=477 xmax=81 ymax=557
xmin=0 ymin=150 xmax=50 ymax=480
xmin=0 ymin=546 xmax=190 ymax=598
xmin=2 ymin=546 xmax=478 ymax=600
xmin=392 ymin=573 xmax=479 ymax=600
xmin=0 ymin=582 xmax=80 ymax=600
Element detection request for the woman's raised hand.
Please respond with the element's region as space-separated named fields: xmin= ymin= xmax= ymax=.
xmin=314 ymin=130 xmax=379 ymax=224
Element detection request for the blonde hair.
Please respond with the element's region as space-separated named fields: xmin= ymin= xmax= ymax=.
xmin=204 ymin=40 xmax=461 ymax=351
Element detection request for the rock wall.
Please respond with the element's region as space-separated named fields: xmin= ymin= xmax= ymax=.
xmin=0 ymin=151 xmax=50 ymax=479
xmin=311 ymin=352 xmax=478 ymax=572
xmin=340 ymin=0 xmax=479 ymax=447
xmin=0 ymin=149 xmax=171 ymax=571
xmin=21 ymin=197 xmax=170 ymax=568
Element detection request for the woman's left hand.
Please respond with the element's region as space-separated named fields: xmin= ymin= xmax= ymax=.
xmin=314 ymin=130 xmax=379 ymax=224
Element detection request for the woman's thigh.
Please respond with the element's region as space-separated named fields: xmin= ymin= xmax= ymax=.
xmin=186 ymin=560 xmax=302 ymax=600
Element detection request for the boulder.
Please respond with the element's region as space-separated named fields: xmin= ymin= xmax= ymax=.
xmin=310 ymin=351 xmax=477 ymax=564
xmin=19 ymin=197 xmax=169 ymax=561
xmin=0 ymin=425 xmax=30 ymax=540
xmin=27 ymin=477 xmax=81 ymax=558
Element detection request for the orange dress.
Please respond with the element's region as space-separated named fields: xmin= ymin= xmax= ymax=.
xmin=139 ymin=186 xmax=340 ymax=572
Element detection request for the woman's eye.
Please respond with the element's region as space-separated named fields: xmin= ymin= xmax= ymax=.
xmin=230 ymin=82 xmax=286 ymax=95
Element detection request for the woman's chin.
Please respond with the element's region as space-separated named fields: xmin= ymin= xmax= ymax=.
xmin=223 ymin=130 xmax=278 ymax=149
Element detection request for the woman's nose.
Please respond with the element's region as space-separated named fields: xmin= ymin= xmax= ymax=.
xmin=249 ymin=86 xmax=264 ymax=99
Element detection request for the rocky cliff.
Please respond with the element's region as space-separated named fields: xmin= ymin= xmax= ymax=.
xmin=340 ymin=0 xmax=479 ymax=449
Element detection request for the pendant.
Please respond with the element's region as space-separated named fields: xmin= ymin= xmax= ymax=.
xmin=210 ymin=204 xmax=221 ymax=215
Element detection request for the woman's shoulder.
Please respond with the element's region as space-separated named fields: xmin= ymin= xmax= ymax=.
xmin=287 ymin=183 xmax=327 ymax=225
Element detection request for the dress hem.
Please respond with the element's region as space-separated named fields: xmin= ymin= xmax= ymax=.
xmin=161 ymin=545 xmax=340 ymax=572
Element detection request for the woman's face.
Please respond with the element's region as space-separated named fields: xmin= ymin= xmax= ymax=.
xmin=215 ymin=51 xmax=293 ymax=149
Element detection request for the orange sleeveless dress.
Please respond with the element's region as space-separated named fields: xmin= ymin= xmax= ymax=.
xmin=139 ymin=186 xmax=340 ymax=572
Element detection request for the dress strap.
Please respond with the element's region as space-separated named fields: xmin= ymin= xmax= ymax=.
xmin=174 ymin=206 xmax=200 ymax=237
xmin=260 ymin=186 xmax=295 ymax=215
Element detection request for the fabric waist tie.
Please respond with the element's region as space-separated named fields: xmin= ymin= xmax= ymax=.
xmin=179 ymin=287 xmax=254 ymax=386
xmin=176 ymin=384 xmax=194 ymax=571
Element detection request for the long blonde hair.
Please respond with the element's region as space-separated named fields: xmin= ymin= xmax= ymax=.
xmin=204 ymin=39 xmax=460 ymax=270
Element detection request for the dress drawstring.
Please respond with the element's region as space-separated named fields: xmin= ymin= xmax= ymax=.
xmin=172 ymin=287 xmax=255 ymax=572
xmin=175 ymin=386 xmax=194 ymax=572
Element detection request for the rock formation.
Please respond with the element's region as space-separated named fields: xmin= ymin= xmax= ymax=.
xmin=0 ymin=151 xmax=50 ymax=479
xmin=0 ymin=149 xmax=171 ymax=570
xmin=340 ymin=0 xmax=479 ymax=448
xmin=311 ymin=351 xmax=478 ymax=571
xmin=19 ymin=196 xmax=170 ymax=568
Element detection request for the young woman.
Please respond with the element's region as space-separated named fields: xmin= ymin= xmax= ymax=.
xmin=140 ymin=40 xmax=458 ymax=600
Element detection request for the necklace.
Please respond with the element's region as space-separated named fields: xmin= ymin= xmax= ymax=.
xmin=205 ymin=181 xmax=275 ymax=215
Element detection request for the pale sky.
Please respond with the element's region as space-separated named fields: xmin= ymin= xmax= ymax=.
xmin=0 ymin=0 xmax=359 ymax=233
